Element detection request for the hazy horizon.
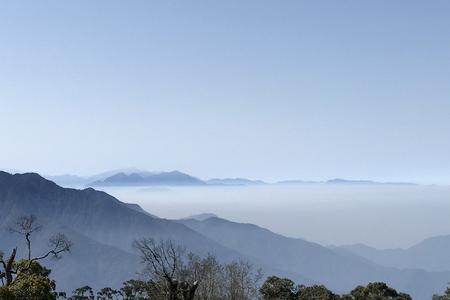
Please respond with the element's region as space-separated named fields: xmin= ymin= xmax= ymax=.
xmin=94 ymin=184 xmax=450 ymax=249
xmin=1 ymin=0 xmax=450 ymax=184
xmin=4 ymin=165 xmax=450 ymax=249
xmin=0 ymin=167 xmax=446 ymax=187
xmin=2 ymin=2 xmax=450 ymax=298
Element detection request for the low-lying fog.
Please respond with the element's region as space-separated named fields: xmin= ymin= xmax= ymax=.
xmin=96 ymin=184 xmax=450 ymax=249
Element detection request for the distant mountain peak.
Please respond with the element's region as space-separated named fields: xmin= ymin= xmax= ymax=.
xmin=88 ymin=170 xmax=205 ymax=187
xmin=184 ymin=213 xmax=219 ymax=221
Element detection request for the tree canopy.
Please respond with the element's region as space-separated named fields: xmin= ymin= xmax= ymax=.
xmin=259 ymin=276 xmax=411 ymax=300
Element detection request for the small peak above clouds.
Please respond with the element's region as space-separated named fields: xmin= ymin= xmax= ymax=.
xmin=44 ymin=168 xmax=198 ymax=188
xmin=183 ymin=213 xmax=219 ymax=221
xmin=88 ymin=170 xmax=205 ymax=187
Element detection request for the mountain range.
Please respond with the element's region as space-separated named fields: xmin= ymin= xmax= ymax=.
xmin=276 ymin=178 xmax=417 ymax=186
xmin=177 ymin=216 xmax=450 ymax=299
xmin=45 ymin=169 xmax=268 ymax=187
xmin=0 ymin=171 xmax=304 ymax=291
xmin=335 ymin=236 xmax=450 ymax=272
xmin=40 ymin=168 xmax=417 ymax=187
xmin=88 ymin=171 xmax=206 ymax=187
xmin=45 ymin=168 xmax=157 ymax=187
xmin=0 ymin=171 xmax=441 ymax=299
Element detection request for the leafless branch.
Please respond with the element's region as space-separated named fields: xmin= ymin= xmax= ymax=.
xmin=8 ymin=215 xmax=42 ymax=235
xmin=32 ymin=233 xmax=72 ymax=262
xmin=8 ymin=215 xmax=42 ymax=260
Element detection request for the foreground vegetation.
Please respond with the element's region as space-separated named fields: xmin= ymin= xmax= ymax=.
xmin=1 ymin=215 xmax=449 ymax=299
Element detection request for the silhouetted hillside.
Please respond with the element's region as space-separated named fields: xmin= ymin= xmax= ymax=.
xmin=0 ymin=172 xmax=245 ymax=291
xmin=88 ymin=171 xmax=205 ymax=186
xmin=0 ymin=171 xmax=447 ymax=299
xmin=179 ymin=216 xmax=450 ymax=299
xmin=337 ymin=236 xmax=450 ymax=272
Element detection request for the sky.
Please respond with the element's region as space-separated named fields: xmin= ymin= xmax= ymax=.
xmin=0 ymin=0 xmax=450 ymax=183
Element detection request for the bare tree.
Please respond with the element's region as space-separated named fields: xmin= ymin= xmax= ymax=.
xmin=224 ymin=261 xmax=263 ymax=300
xmin=184 ymin=254 xmax=226 ymax=300
xmin=133 ymin=238 xmax=199 ymax=300
xmin=132 ymin=238 xmax=262 ymax=300
xmin=0 ymin=215 xmax=72 ymax=287
xmin=8 ymin=215 xmax=42 ymax=260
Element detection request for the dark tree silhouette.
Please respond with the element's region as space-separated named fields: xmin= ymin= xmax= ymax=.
xmin=0 ymin=215 xmax=72 ymax=287
xmin=260 ymin=276 xmax=297 ymax=300
xmin=133 ymin=238 xmax=199 ymax=300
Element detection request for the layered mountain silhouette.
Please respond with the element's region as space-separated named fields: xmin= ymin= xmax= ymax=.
xmin=0 ymin=171 xmax=305 ymax=292
xmin=88 ymin=171 xmax=205 ymax=186
xmin=178 ymin=216 xmax=450 ymax=299
xmin=277 ymin=178 xmax=416 ymax=185
xmin=46 ymin=168 xmax=154 ymax=187
xmin=53 ymin=170 xmax=267 ymax=187
xmin=336 ymin=236 xmax=450 ymax=272
xmin=325 ymin=179 xmax=416 ymax=185
xmin=0 ymin=171 xmax=446 ymax=299
xmin=43 ymin=168 xmax=416 ymax=188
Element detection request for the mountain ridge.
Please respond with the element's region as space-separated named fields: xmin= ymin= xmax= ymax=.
xmin=337 ymin=235 xmax=450 ymax=272
xmin=0 ymin=171 xmax=306 ymax=292
xmin=41 ymin=168 xmax=419 ymax=187
xmin=88 ymin=170 xmax=206 ymax=187
xmin=177 ymin=215 xmax=450 ymax=299
xmin=0 ymin=171 xmax=442 ymax=299
xmin=277 ymin=178 xmax=417 ymax=186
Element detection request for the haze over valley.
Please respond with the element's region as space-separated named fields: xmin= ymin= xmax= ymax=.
xmin=39 ymin=168 xmax=445 ymax=249
xmin=2 ymin=1 xmax=450 ymax=299
xmin=98 ymin=183 xmax=450 ymax=249
xmin=2 ymin=170 xmax=450 ymax=299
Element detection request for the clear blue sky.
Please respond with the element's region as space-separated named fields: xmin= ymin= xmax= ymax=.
xmin=1 ymin=1 xmax=449 ymax=183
